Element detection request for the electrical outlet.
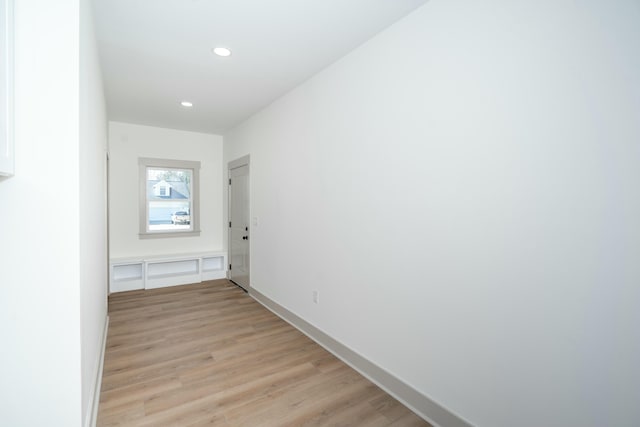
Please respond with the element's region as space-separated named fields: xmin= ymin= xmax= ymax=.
xmin=312 ymin=290 xmax=319 ymax=304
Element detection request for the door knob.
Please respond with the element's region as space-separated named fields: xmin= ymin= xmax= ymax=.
xmin=242 ymin=236 xmax=248 ymax=240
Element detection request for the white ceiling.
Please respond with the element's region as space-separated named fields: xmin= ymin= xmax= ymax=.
xmin=92 ymin=0 xmax=428 ymax=135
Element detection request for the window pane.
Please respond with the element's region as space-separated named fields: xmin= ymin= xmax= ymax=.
xmin=148 ymin=201 xmax=191 ymax=231
xmin=147 ymin=167 xmax=192 ymax=231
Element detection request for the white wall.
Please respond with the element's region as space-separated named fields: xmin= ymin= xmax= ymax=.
xmin=224 ymin=1 xmax=640 ymax=426
xmin=79 ymin=0 xmax=108 ymax=425
xmin=0 ymin=0 xmax=87 ymax=426
xmin=108 ymin=121 xmax=224 ymax=259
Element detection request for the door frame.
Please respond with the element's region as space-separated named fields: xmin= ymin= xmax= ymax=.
xmin=227 ymin=154 xmax=250 ymax=290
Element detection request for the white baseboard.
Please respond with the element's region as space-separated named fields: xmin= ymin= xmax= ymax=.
xmin=250 ymin=288 xmax=474 ymax=427
xmin=202 ymin=270 xmax=226 ymax=281
xmin=86 ymin=315 xmax=109 ymax=427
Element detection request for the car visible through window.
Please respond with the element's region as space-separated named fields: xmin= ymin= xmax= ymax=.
xmin=171 ymin=211 xmax=190 ymax=225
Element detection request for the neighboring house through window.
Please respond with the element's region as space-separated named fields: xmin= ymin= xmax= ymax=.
xmin=154 ymin=180 xmax=171 ymax=197
xmin=138 ymin=157 xmax=201 ymax=238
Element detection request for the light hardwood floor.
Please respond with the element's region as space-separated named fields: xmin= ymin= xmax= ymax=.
xmin=98 ymin=280 xmax=431 ymax=426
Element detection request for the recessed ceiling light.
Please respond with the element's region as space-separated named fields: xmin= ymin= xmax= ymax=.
xmin=212 ymin=47 xmax=232 ymax=57
xmin=180 ymin=101 xmax=193 ymax=107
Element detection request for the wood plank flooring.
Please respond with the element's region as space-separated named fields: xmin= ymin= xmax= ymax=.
xmin=98 ymin=280 xmax=430 ymax=426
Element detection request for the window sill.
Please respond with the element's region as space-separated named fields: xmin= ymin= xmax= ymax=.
xmin=139 ymin=230 xmax=201 ymax=239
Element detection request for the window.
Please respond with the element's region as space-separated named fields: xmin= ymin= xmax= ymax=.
xmin=139 ymin=158 xmax=200 ymax=238
xmin=0 ymin=0 xmax=15 ymax=176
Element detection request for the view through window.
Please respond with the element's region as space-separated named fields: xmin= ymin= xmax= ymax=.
xmin=147 ymin=167 xmax=193 ymax=231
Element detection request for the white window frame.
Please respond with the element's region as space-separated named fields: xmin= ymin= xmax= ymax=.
xmin=0 ymin=0 xmax=15 ymax=177
xmin=138 ymin=157 xmax=201 ymax=239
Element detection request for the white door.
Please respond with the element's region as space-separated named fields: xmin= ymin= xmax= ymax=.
xmin=228 ymin=161 xmax=250 ymax=290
